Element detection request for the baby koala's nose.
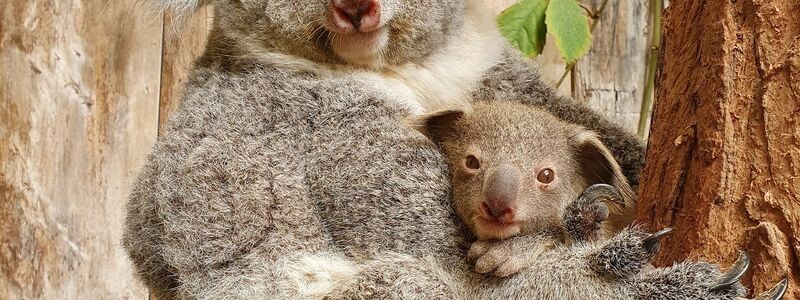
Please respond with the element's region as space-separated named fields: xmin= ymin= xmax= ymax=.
xmin=481 ymin=201 xmax=515 ymax=223
xmin=331 ymin=0 xmax=381 ymax=32
xmin=482 ymin=165 xmax=521 ymax=223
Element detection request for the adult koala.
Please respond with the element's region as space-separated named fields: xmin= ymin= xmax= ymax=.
xmin=124 ymin=0 xmax=787 ymax=299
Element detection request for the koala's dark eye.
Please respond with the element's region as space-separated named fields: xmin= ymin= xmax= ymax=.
xmin=465 ymin=155 xmax=480 ymax=170
xmin=537 ymin=168 xmax=555 ymax=184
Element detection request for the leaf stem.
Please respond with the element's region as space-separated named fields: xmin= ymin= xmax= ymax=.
xmin=556 ymin=64 xmax=574 ymax=87
xmin=638 ymin=0 xmax=663 ymax=138
xmin=577 ymin=3 xmax=596 ymax=19
xmin=556 ymin=0 xmax=611 ymax=89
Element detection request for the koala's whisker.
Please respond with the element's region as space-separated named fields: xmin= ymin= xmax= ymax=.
xmin=311 ymin=26 xmax=328 ymax=47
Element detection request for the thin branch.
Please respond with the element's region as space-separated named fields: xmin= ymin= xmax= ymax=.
xmin=577 ymin=3 xmax=596 ymax=19
xmin=590 ymin=0 xmax=611 ymax=31
xmin=638 ymin=0 xmax=664 ymax=138
xmin=556 ymin=64 xmax=574 ymax=87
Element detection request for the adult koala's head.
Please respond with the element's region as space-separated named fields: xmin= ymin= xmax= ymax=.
xmin=145 ymin=0 xmax=467 ymax=67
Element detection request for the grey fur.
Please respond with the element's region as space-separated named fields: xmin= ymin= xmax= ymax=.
xmin=123 ymin=0 xmax=764 ymax=299
xmin=565 ymin=184 xmax=623 ymax=242
xmin=182 ymin=0 xmax=464 ymax=69
xmin=588 ymin=227 xmax=662 ymax=279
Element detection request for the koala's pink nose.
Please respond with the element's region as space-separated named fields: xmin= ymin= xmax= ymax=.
xmin=331 ymin=0 xmax=381 ymax=32
xmin=481 ymin=201 xmax=515 ymax=223
xmin=482 ymin=165 xmax=521 ymax=223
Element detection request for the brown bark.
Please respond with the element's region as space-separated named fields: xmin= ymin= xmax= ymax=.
xmin=636 ymin=0 xmax=800 ymax=298
xmin=0 ymin=1 xmax=208 ymax=299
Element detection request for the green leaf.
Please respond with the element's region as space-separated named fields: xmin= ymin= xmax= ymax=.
xmin=497 ymin=0 xmax=549 ymax=58
xmin=545 ymin=0 xmax=591 ymax=64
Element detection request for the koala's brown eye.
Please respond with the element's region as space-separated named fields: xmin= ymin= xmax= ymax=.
xmin=465 ymin=155 xmax=480 ymax=170
xmin=537 ymin=168 xmax=555 ymax=183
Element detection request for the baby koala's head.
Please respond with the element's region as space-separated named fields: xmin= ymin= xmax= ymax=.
xmin=410 ymin=101 xmax=634 ymax=240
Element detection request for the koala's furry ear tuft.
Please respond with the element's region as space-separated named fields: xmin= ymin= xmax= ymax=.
xmin=137 ymin=0 xmax=211 ymax=22
xmin=573 ymin=130 xmax=636 ymax=231
xmin=406 ymin=110 xmax=465 ymax=145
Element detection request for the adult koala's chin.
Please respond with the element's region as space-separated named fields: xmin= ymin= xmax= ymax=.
xmin=255 ymin=0 xmax=463 ymax=67
xmin=189 ymin=0 xmax=467 ymax=68
xmin=123 ymin=0 xmax=778 ymax=299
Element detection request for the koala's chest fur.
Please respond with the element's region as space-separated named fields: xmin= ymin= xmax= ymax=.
xmin=351 ymin=24 xmax=505 ymax=115
xmin=258 ymin=6 xmax=506 ymax=116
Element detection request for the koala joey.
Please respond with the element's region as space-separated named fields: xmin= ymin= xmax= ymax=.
xmin=412 ymin=101 xmax=635 ymax=240
xmin=409 ymin=101 xmax=635 ymax=276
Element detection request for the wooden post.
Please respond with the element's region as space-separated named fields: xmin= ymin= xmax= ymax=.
xmin=0 ymin=0 xmax=160 ymax=298
xmin=573 ymin=0 xmax=649 ymax=134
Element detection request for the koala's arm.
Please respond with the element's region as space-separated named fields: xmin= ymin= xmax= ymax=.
xmin=324 ymin=253 xmax=465 ymax=300
xmin=473 ymin=49 xmax=645 ymax=186
xmin=123 ymin=69 xmax=331 ymax=299
xmin=466 ymin=227 xmax=746 ymax=300
xmin=332 ymin=229 xmax=755 ymax=300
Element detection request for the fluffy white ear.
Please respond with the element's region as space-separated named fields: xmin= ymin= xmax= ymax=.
xmin=138 ymin=0 xmax=210 ymax=21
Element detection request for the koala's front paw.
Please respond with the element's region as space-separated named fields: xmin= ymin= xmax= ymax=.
xmin=564 ymin=184 xmax=624 ymax=242
xmin=634 ymin=251 xmax=777 ymax=300
xmin=467 ymin=236 xmax=551 ymax=277
xmin=589 ymin=227 xmax=673 ymax=279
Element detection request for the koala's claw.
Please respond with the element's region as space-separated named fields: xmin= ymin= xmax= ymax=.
xmin=634 ymin=251 xmax=787 ymax=300
xmin=641 ymin=227 xmax=673 ymax=254
xmin=709 ymin=251 xmax=750 ymax=292
xmin=753 ymin=277 xmax=788 ymax=300
xmin=564 ymin=184 xmax=624 ymax=242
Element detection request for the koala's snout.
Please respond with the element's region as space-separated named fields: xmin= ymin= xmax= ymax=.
xmin=331 ymin=0 xmax=381 ymax=32
xmin=482 ymin=165 xmax=521 ymax=223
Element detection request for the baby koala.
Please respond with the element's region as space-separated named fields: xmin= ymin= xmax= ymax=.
xmin=410 ymin=100 xmax=636 ymax=277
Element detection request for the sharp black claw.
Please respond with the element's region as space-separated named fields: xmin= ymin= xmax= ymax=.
xmin=580 ymin=184 xmax=624 ymax=207
xmin=642 ymin=227 xmax=673 ymax=253
xmin=753 ymin=277 xmax=789 ymax=300
xmin=710 ymin=251 xmax=750 ymax=292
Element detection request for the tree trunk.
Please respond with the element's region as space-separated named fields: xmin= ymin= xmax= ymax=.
xmin=635 ymin=0 xmax=799 ymax=298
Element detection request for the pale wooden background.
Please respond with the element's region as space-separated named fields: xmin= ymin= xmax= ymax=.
xmin=0 ymin=0 xmax=648 ymax=298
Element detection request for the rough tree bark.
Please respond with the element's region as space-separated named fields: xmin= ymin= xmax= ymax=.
xmin=636 ymin=0 xmax=799 ymax=298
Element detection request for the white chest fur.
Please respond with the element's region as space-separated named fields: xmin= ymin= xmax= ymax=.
xmin=247 ymin=1 xmax=505 ymax=116
xmin=352 ymin=4 xmax=505 ymax=115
